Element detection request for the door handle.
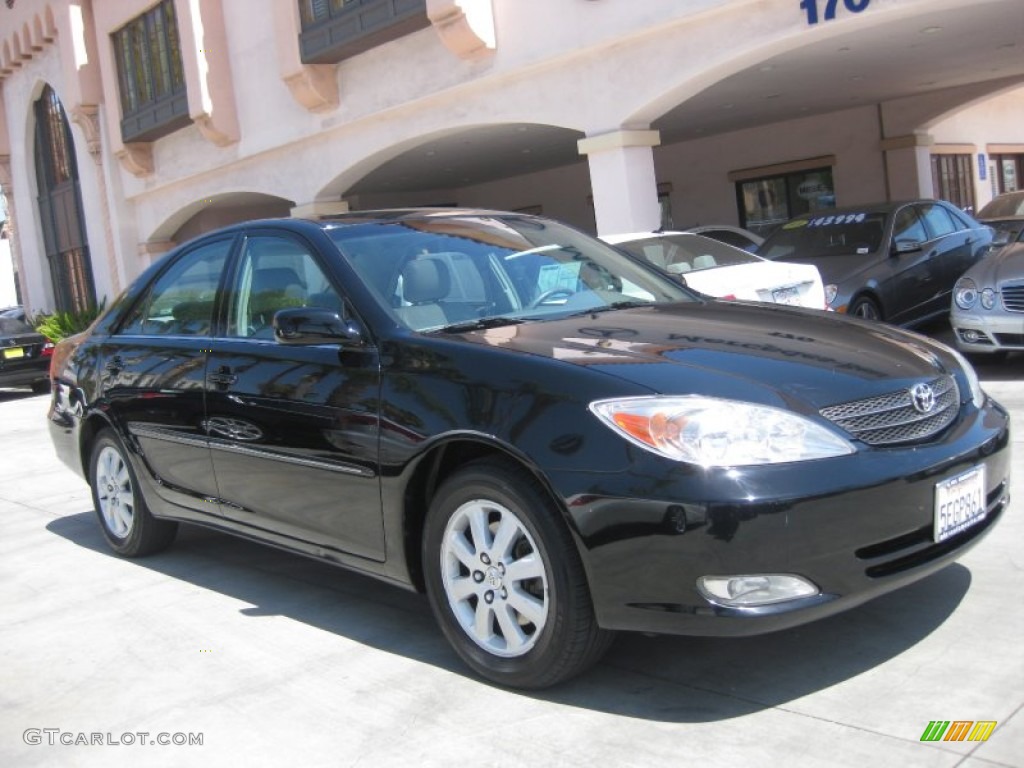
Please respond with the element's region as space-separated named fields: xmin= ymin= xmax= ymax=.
xmin=207 ymin=366 xmax=238 ymax=386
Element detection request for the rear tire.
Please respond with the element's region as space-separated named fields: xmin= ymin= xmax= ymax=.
xmin=90 ymin=429 xmax=177 ymax=557
xmin=423 ymin=459 xmax=613 ymax=688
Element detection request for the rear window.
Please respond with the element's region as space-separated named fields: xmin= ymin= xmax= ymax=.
xmin=0 ymin=316 xmax=35 ymax=336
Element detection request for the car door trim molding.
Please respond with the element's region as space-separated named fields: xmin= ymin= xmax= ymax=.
xmin=207 ymin=438 xmax=376 ymax=478
xmin=129 ymin=424 xmax=210 ymax=450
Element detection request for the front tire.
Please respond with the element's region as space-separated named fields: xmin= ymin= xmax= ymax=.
xmin=90 ymin=430 xmax=177 ymax=557
xmin=423 ymin=459 xmax=613 ymax=688
xmin=849 ymin=295 xmax=882 ymax=321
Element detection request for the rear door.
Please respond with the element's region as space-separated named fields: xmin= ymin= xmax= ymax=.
xmin=204 ymin=231 xmax=385 ymax=560
xmin=98 ymin=236 xmax=233 ymax=514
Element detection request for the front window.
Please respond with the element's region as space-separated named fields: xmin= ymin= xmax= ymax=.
xmin=113 ymin=0 xmax=188 ymax=142
xmin=225 ymin=235 xmax=343 ymax=339
xmin=326 ymin=215 xmax=692 ymax=332
xmin=759 ymin=212 xmax=887 ymax=261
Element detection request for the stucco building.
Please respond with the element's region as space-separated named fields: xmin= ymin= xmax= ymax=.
xmin=1 ymin=0 xmax=1022 ymax=315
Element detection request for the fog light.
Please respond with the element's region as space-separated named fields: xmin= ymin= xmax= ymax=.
xmin=697 ymin=574 xmax=819 ymax=607
xmin=959 ymin=329 xmax=985 ymax=344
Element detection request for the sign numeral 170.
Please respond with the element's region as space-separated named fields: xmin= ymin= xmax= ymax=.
xmin=800 ymin=0 xmax=871 ymax=25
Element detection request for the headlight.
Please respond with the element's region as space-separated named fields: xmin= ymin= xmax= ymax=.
xmin=954 ymin=278 xmax=978 ymax=310
xmin=980 ymin=288 xmax=997 ymax=310
xmin=824 ymin=284 xmax=838 ymax=306
xmin=589 ymin=396 xmax=855 ymax=467
xmin=946 ymin=348 xmax=986 ymax=409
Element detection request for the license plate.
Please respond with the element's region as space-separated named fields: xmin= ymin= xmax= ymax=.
xmin=2 ymin=347 xmax=25 ymax=360
xmin=934 ymin=466 xmax=987 ymax=543
xmin=771 ymin=285 xmax=802 ymax=305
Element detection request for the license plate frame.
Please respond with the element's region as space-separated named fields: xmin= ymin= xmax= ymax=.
xmin=771 ymin=285 xmax=802 ymax=305
xmin=934 ymin=465 xmax=987 ymax=543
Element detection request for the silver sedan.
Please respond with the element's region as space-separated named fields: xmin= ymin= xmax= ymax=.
xmin=951 ymin=240 xmax=1024 ymax=358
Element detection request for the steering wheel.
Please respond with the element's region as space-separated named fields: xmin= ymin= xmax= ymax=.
xmin=528 ymin=287 xmax=576 ymax=308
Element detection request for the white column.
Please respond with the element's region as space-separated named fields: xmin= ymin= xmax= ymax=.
xmin=578 ymin=129 xmax=661 ymax=236
xmin=881 ymin=133 xmax=934 ymax=200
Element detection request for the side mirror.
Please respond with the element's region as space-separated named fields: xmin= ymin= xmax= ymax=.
xmin=273 ymin=307 xmax=363 ymax=345
xmin=893 ymin=240 xmax=922 ymax=255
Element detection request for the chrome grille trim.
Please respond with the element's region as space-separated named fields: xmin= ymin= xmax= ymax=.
xmin=820 ymin=376 xmax=959 ymax=446
xmin=1001 ymin=282 xmax=1024 ymax=313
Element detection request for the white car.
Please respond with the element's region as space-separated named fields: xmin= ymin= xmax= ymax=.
xmin=603 ymin=231 xmax=827 ymax=309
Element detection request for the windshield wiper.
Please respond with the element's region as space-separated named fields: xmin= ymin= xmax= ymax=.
xmin=434 ymin=316 xmax=526 ymax=334
xmin=567 ymin=300 xmax=653 ymax=317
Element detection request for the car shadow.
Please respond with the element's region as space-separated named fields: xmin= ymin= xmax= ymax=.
xmin=45 ymin=510 xmax=970 ymax=722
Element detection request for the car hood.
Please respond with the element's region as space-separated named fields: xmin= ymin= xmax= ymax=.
xmin=454 ymin=302 xmax=955 ymax=411
xmin=964 ymin=241 xmax=1024 ymax=284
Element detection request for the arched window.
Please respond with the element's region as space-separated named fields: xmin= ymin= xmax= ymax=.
xmin=33 ymin=85 xmax=96 ymax=314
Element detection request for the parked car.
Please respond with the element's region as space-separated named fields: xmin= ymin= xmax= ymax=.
xmin=757 ymin=200 xmax=993 ymax=325
xmin=976 ymin=190 xmax=1024 ymax=246
xmin=951 ymin=239 xmax=1024 ymax=358
xmin=48 ymin=209 xmax=1008 ymax=689
xmin=683 ymin=224 xmax=764 ymax=252
xmin=0 ymin=312 xmax=52 ymax=393
xmin=602 ymin=231 xmax=826 ymax=309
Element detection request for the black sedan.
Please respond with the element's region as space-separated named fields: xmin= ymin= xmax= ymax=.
xmin=0 ymin=312 xmax=52 ymax=392
xmin=47 ymin=210 xmax=1009 ymax=688
xmin=758 ymin=200 xmax=993 ymax=325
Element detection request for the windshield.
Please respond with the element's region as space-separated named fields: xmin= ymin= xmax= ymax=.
xmin=989 ymin=220 xmax=1024 ymax=244
xmin=759 ymin=212 xmax=887 ymax=261
xmin=978 ymin=193 xmax=1024 ymax=219
xmin=326 ymin=214 xmax=694 ymax=332
xmin=611 ymin=233 xmax=760 ymax=276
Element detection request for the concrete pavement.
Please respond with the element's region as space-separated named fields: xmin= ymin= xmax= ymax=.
xmin=1 ymin=353 xmax=1023 ymax=767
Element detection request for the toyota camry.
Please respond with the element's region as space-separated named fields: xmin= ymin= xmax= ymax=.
xmin=47 ymin=209 xmax=1009 ymax=689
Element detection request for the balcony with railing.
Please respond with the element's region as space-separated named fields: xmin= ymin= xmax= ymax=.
xmin=298 ymin=0 xmax=430 ymax=64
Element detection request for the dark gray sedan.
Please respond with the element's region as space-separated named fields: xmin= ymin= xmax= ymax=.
xmin=758 ymin=200 xmax=993 ymax=326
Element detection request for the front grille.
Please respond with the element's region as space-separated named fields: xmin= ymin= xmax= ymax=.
xmin=1001 ymin=282 xmax=1024 ymax=312
xmin=994 ymin=333 xmax=1024 ymax=346
xmin=819 ymin=375 xmax=959 ymax=446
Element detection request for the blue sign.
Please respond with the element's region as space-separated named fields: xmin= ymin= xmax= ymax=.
xmin=978 ymin=153 xmax=987 ymax=181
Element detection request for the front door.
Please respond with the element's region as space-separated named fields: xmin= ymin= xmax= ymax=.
xmin=204 ymin=231 xmax=385 ymax=560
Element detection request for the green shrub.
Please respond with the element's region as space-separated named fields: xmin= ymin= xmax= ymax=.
xmin=33 ymin=299 xmax=107 ymax=342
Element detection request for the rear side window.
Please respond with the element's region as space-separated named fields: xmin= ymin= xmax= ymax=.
xmin=918 ymin=203 xmax=959 ymax=238
xmin=118 ymin=239 xmax=232 ymax=336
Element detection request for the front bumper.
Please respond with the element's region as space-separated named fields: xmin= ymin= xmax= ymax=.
xmin=556 ymin=397 xmax=1010 ymax=636
xmin=951 ymin=309 xmax=1024 ymax=353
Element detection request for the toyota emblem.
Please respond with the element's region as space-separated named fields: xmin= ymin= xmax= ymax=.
xmin=909 ymin=382 xmax=936 ymax=414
